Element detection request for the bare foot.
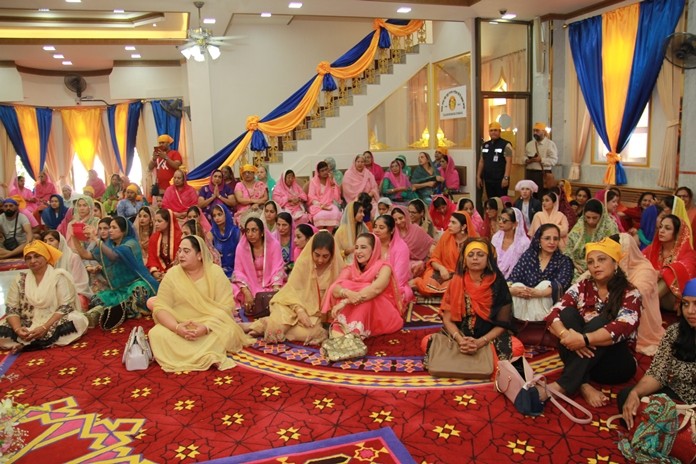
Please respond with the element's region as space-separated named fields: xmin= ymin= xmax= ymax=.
xmin=580 ymin=383 xmax=609 ymax=407
xmin=536 ymin=381 xmax=564 ymax=402
xmin=239 ymin=322 xmax=254 ymax=333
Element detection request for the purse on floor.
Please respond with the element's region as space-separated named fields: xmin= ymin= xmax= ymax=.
xmin=122 ymin=326 xmax=154 ymax=371
xmin=320 ymin=322 xmax=367 ymax=362
xmin=248 ymin=291 xmax=277 ymax=318
xmin=100 ymin=303 xmax=127 ymax=331
xmin=496 ymin=356 xmax=593 ymax=423
xmin=426 ymin=330 xmax=494 ymax=380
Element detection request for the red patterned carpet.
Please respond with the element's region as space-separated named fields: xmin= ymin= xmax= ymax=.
xmin=0 ymin=305 xmax=649 ymax=463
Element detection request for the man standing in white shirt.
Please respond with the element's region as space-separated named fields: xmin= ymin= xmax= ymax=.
xmin=524 ymin=122 xmax=558 ymax=193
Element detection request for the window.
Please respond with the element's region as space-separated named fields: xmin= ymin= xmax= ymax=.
xmin=72 ymin=157 xmax=106 ymax=193
xmin=593 ymin=104 xmax=649 ymax=166
xmin=14 ymin=155 xmax=35 ymax=190
xmin=435 ymin=53 xmax=472 ymax=149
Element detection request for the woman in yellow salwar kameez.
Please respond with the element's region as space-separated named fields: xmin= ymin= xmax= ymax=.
xmin=149 ymin=235 xmax=254 ymax=372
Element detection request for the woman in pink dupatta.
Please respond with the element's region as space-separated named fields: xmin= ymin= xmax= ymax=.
xmin=86 ymin=170 xmax=106 ymax=199
xmin=232 ymin=217 xmax=286 ymax=313
xmin=363 ymin=151 xmax=385 ymax=185
xmin=529 ymin=191 xmax=569 ymax=249
xmin=380 ymin=159 xmax=417 ymax=204
xmin=492 ymin=207 xmax=530 ymax=279
xmin=8 ymin=176 xmax=39 ymax=227
xmin=33 ymin=171 xmax=59 ymax=222
xmin=161 ymin=169 xmax=198 ymax=223
xmin=441 ymin=153 xmax=460 ymax=191
xmin=272 ymin=170 xmax=309 ymax=224
xmin=322 ymin=233 xmax=403 ymax=338
xmin=391 ymin=206 xmax=434 ymax=277
xmin=308 ymin=161 xmax=342 ymax=229
xmin=373 ymin=214 xmax=414 ymax=304
xmin=342 ymin=154 xmax=379 ymax=208
xmin=458 ymin=198 xmax=485 ymax=237
xmin=429 ymin=195 xmax=456 ymax=232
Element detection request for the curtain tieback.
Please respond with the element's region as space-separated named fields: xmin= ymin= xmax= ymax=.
xmin=316 ymin=61 xmax=331 ymax=75
xmin=666 ymin=119 xmax=680 ymax=128
xmin=605 ymin=152 xmax=621 ymax=165
xmin=246 ymin=116 xmax=260 ymax=131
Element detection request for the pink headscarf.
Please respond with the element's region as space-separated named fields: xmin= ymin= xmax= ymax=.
xmin=392 ymin=205 xmax=433 ymax=261
xmin=33 ymin=172 xmax=58 ymax=202
xmin=366 ymin=159 xmax=385 ymax=185
xmin=272 ymin=170 xmax=308 ymax=210
xmin=383 ymin=159 xmax=411 ymax=190
xmin=442 ymin=155 xmax=460 ymax=190
xmin=190 ymin=205 xmax=212 ymax=234
xmin=381 ymin=216 xmax=414 ymax=304
xmin=308 ymin=162 xmax=341 ymax=216
xmin=429 ymin=194 xmax=456 ymax=231
xmin=87 ymin=170 xmax=107 ymax=199
xmin=491 ymin=207 xmax=530 ymax=278
xmin=342 ymin=155 xmax=378 ymax=204
xmin=233 ymin=223 xmax=286 ymax=295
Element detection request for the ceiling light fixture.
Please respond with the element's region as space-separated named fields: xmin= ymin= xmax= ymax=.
xmin=131 ymin=54 xmax=142 ymax=59
xmin=38 ymin=8 xmax=50 ymax=12
xmin=53 ymin=54 xmax=64 ymax=59
xmin=43 ymin=45 xmax=56 ymax=51
xmin=125 ymin=45 xmax=136 ymax=51
xmin=397 ymin=7 xmax=412 ymax=14
xmin=288 ymin=2 xmax=303 ymax=8
xmin=501 ymin=13 xmax=517 ymax=20
xmin=261 ymin=12 xmax=272 ymax=18
xmin=62 ymin=61 xmax=73 ymax=65
xmin=181 ymin=2 xmax=230 ymax=63
xmin=203 ymin=18 xmax=216 ymax=24
xmin=65 ymin=0 xmax=82 ymax=3
xmin=114 ymin=9 xmax=125 ymax=14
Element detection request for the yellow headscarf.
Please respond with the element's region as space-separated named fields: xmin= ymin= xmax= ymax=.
xmin=125 ymin=183 xmax=139 ymax=193
xmin=157 ymin=134 xmax=174 ymax=144
xmin=672 ymin=196 xmax=693 ymax=248
xmin=240 ymin=164 xmax=257 ymax=175
xmin=585 ymin=237 xmax=623 ymax=263
xmin=464 ymin=241 xmax=489 ymax=256
xmin=83 ymin=186 xmax=95 ymax=196
xmin=24 ymin=240 xmax=62 ymax=266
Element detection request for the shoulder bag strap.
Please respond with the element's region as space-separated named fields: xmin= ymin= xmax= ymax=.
xmin=546 ymin=388 xmax=593 ymax=424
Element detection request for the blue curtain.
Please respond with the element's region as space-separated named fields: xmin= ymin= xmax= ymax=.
xmin=36 ymin=107 xmax=52 ymax=175
xmin=617 ymin=0 xmax=684 ymax=150
xmin=125 ymin=102 xmax=143 ymax=174
xmin=106 ymin=106 xmax=121 ymax=172
xmin=569 ymin=16 xmax=609 ymax=152
xmin=0 ymin=105 xmax=33 ymax=178
xmin=151 ymin=100 xmax=182 ymax=150
xmin=187 ymin=132 xmax=247 ymax=180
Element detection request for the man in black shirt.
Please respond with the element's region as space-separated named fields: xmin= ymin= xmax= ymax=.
xmin=477 ymin=121 xmax=513 ymax=199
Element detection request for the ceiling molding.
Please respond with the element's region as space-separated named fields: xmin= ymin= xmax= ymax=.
xmin=0 ymin=12 xmax=164 ymax=28
xmin=15 ymin=64 xmax=112 ymax=76
xmin=112 ymin=60 xmax=181 ymax=67
xmin=540 ymin=0 xmax=627 ymax=21
xmin=359 ymin=0 xmax=480 ymax=6
xmin=0 ymin=38 xmax=184 ymax=45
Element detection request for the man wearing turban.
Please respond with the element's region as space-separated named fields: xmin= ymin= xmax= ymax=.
xmin=525 ymin=122 xmax=558 ymax=192
xmin=477 ymin=121 xmax=513 ymax=200
xmin=0 ymin=198 xmax=33 ymax=258
xmin=148 ymin=134 xmax=183 ymax=199
xmin=116 ymin=184 xmax=145 ymax=221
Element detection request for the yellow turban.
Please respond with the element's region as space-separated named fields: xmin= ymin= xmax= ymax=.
xmin=533 ymin=122 xmax=547 ymax=131
xmin=157 ymin=134 xmax=174 ymax=144
xmin=436 ymin=147 xmax=448 ymax=155
xmin=125 ymin=183 xmax=139 ymax=193
xmin=240 ymin=164 xmax=257 ymax=175
xmin=24 ymin=240 xmax=62 ymax=266
xmin=585 ymin=237 xmax=623 ymax=262
xmin=10 ymin=194 xmax=26 ymax=210
xmin=464 ymin=241 xmax=489 ymax=256
xmin=489 ymin=121 xmax=502 ymax=130
xmin=83 ymin=186 xmax=95 ymax=196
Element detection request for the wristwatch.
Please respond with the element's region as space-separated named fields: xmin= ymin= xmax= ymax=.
xmin=582 ymin=334 xmax=590 ymax=347
xmin=503 ymin=176 xmax=510 ymax=180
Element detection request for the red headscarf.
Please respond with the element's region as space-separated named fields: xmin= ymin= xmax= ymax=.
xmin=147 ymin=209 xmax=182 ymax=273
xmin=161 ymin=170 xmax=198 ymax=213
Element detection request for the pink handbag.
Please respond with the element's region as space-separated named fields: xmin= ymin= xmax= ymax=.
xmin=495 ymin=356 xmax=593 ymax=424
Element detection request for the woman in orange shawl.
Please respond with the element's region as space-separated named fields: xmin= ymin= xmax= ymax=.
xmin=411 ymin=211 xmax=477 ymax=297
xmin=147 ymin=208 xmax=182 ymax=281
xmin=433 ymin=238 xmax=517 ymax=361
xmin=161 ymin=169 xmax=198 ymax=223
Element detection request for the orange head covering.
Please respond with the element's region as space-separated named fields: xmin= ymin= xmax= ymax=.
xmin=489 ymin=121 xmax=502 ymax=130
xmin=157 ymin=134 xmax=174 ymax=144
xmin=533 ymin=122 xmax=547 ymax=131
xmin=24 ymin=240 xmax=62 ymax=266
xmin=585 ymin=237 xmax=623 ymax=262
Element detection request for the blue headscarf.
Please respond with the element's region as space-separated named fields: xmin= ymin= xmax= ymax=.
xmin=41 ymin=194 xmax=68 ymax=230
xmin=683 ymin=278 xmax=696 ymax=297
xmin=638 ymin=204 xmax=658 ymax=250
xmin=106 ymin=217 xmax=160 ymax=292
xmin=210 ymin=205 xmax=240 ymax=277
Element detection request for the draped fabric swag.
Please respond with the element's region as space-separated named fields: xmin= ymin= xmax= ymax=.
xmin=151 ymin=100 xmax=182 ymax=150
xmin=568 ymin=0 xmax=684 ymax=185
xmin=60 ymin=107 xmax=103 ymax=171
xmin=107 ymin=101 xmax=143 ymax=175
xmin=185 ymin=19 xmax=424 ymax=189
xmin=0 ymin=105 xmax=52 ymax=180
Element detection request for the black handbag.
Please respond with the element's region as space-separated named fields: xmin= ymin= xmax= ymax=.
xmin=2 ymin=215 xmax=20 ymax=250
xmin=248 ymin=291 xmax=277 ymax=318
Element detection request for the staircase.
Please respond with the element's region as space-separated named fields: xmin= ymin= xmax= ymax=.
xmin=249 ymin=30 xmax=429 ymax=172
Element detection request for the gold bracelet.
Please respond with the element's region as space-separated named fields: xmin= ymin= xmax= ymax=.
xmin=174 ymin=323 xmax=181 ymax=333
xmin=558 ymin=329 xmax=567 ymax=339
xmin=482 ymin=335 xmax=490 ymax=344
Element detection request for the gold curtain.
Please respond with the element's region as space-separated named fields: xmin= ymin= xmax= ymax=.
xmin=60 ymin=107 xmax=103 ymax=170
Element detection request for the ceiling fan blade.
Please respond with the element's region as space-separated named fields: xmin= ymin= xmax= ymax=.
xmin=208 ymin=35 xmax=245 ymax=41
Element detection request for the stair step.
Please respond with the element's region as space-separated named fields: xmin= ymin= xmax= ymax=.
xmin=319 ymin=106 xmax=340 ymax=118
xmin=294 ymin=129 xmax=311 ymax=141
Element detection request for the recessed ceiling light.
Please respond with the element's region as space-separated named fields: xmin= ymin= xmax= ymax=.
xmin=152 ymin=23 xmax=157 ymax=27
xmin=397 ymin=7 xmax=412 ymax=14
xmin=131 ymin=54 xmax=142 ymax=59
xmin=125 ymin=46 xmax=136 ymax=51
xmin=261 ymin=12 xmax=272 ymax=18
xmin=203 ymin=18 xmax=216 ymax=24
xmin=42 ymin=45 xmax=56 ymax=51
xmin=501 ymin=13 xmax=517 ymax=20
xmin=114 ymin=9 xmax=125 ymax=14
xmin=65 ymin=0 xmax=81 ymax=3
xmin=288 ymin=2 xmax=303 ymax=8
xmin=62 ymin=61 xmax=73 ymax=65
xmin=38 ymin=8 xmax=50 ymax=12
xmin=53 ymin=54 xmax=64 ymax=59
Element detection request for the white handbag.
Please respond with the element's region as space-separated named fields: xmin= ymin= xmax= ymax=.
xmin=122 ymin=326 xmax=154 ymax=371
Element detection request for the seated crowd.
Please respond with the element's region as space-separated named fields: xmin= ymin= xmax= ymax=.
xmin=1 ymin=151 xmax=695 ymax=418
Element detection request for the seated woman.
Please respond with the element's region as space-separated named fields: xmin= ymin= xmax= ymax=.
xmin=429 ymin=195 xmax=456 ymax=233
xmin=410 ymin=152 xmax=442 ymax=205
xmin=508 ymin=224 xmax=574 ymax=322
xmin=565 ymin=199 xmax=619 ymax=280
xmin=643 ymin=211 xmax=696 ymax=311
xmin=221 ymin=165 xmax=238 ymax=192
xmin=676 ymin=186 xmax=696 ymax=245
xmin=637 ymin=203 xmax=659 ymax=250
xmin=64 ymin=197 xmax=99 ymax=249
xmin=246 ymin=231 xmax=344 ymax=344
xmin=273 ymin=170 xmax=309 ymax=224
xmin=622 ymin=191 xmax=655 ymax=235
xmin=197 ymin=169 xmax=237 ymax=217
xmin=149 ymin=235 xmax=255 ymax=372
xmin=619 ymin=277 xmax=696 ymax=428
xmin=102 ymin=174 xmax=124 ymax=215
xmin=182 ymin=219 xmax=221 ymax=267
xmin=147 ymin=209 xmax=183 ymax=282
xmin=529 ymin=191 xmax=569 ymax=249
xmin=574 ymin=186 xmax=592 ymax=218
xmin=186 ymin=206 xmax=213 ymax=237
xmin=324 ymin=157 xmax=343 ymax=186
xmin=93 ymin=200 xmax=106 ymax=220
xmin=0 ymin=240 xmax=89 ymax=351
xmin=513 ymin=180 xmax=541 ymax=233
xmin=41 ymin=231 xmax=92 ymax=311
xmin=262 ymin=200 xmax=280 ymax=241
xmin=412 ymin=211 xmax=476 ymax=297
xmin=436 ymin=238 xmax=519 ymax=362
xmin=73 ymin=216 xmax=159 ymax=320
xmin=293 ymin=223 xmax=316 ymax=261
xmin=41 ymin=194 xmax=68 ymax=231
xmin=334 ymin=201 xmax=368 ymax=263
xmin=604 ymin=189 xmax=626 ymax=233
xmin=544 ymin=237 xmax=641 ymax=407
xmin=408 ymin=199 xmax=436 ymax=238
xmin=377 ymin=197 xmax=393 ymax=216
xmin=234 ymin=164 xmax=269 ymax=225
xmin=616 ymin=233 xmax=664 ymax=356
xmin=307 ymin=161 xmax=342 ymax=231
xmin=322 ymin=233 xmax=404 ymax=338
xmin=363 ymin=150 xmax=384 ymax=185
xmin=342 ymin=154 xmax=379 ymax=208
xmin=232 ymin=217 xmax=286 ymax=314
xmin=458 ymin=198 xmax=485 ymax=237
xmin=381 ymin=158 xmax=418 ymax=205
xmin=492 ymin=207 xmax=530 ymax=279
xmin=161 ymin=169 xmax=199 ymax=223
xmin=135 ymin=206 xmax=155 ymax=264
xmin=482 ymin=197 xmax=504 ymax=239
xmin=391 ymin=206 xmax=434 ymax=277
xmin=84 ymin=218 xmax=111 ymax=295
xmin=554 ymin=186 xmax=578 ymax=231
xmin=256 ymin=165 xmax=276 ymax=194
xmin=373 ymin=214 xmax=414 ymax=304
xmin=277 ymin=212 xmax=294 ymax=268
xmin=10 ymin=176 xmax=40 ymax=223
xmin=210 ymin=205 xmax=240 ymax=278
xmin=440 ymin=152 xmax=461 ymax=194
xmin=558 ymin=179 xmax=573 ymax=203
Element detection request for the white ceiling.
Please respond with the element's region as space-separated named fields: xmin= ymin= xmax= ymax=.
xmin=0 ymin=0 xmax=613 ymax=71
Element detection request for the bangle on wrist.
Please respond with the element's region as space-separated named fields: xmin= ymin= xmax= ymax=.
xmin=482 ymin=335 xmax=490 ymax=344
xmin=582 ymin=334 xmax=590 ymax=347
xmin=174 ymin=323 xmax=181 ymax=333
xmin=558 ymin=329 xmax=567 ymax=339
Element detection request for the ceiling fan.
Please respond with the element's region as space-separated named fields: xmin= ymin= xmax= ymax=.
xmin=179 ymin=1 xmax=240 ymax=62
